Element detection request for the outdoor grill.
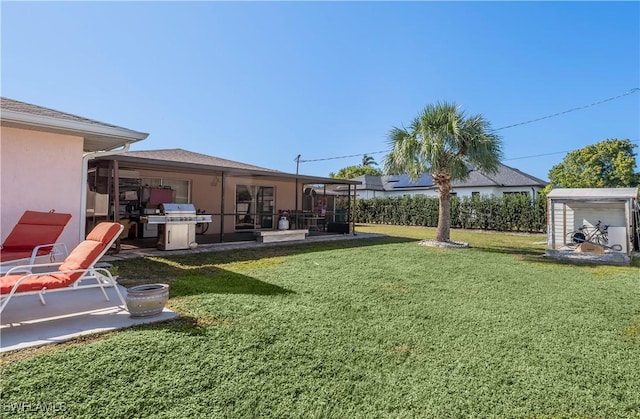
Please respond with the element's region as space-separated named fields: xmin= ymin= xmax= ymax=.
xmin=140 ymin=203 xmax=212 ymax=250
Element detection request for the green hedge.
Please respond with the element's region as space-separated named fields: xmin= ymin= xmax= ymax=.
xmin=354 ymin=193 xmax=547 ymax=233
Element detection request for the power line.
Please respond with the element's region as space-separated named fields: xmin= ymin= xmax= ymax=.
xmin=503 ymin=139 xmax=640 ymax=162
xmin=493 ymin=88 xmax=640 ymax=131
xmin=297 ymin=88 xmax=640 ymax=164
xmin=503 ymin=150 xmax=573 ymax=162
xmin=299 ymin=150 xmax=388 ymax=163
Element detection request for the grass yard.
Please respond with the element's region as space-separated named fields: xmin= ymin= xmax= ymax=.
xmin=1 ymin=225 xmax=639 ymax=418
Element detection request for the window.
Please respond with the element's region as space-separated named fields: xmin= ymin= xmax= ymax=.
xmin=235 ymin=185 xmax=275 ymax=230
xmin=140 ymin=178 xmax=191 ymax=204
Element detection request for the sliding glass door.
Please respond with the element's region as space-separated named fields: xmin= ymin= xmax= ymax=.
xmin=235 ymin=185 xmax=274 ymax=230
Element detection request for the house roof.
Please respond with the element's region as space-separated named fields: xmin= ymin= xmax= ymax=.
xmin=0 ymin=97 xmax=149 ymax=151
xmin=117 ymin=149 xmax=279 ymax=172
xmin=97 ymin=148 xmax=361 ymax=186
xmin=374 ymin=164 xmax=547 ymax=191
xmin=350 ymin=174 xmax=386 ymax=191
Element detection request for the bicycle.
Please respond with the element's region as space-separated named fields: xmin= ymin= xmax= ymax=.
xmin=566 ymin=220 xmax=623 ymax=251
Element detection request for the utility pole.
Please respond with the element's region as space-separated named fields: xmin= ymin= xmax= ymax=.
xmin=295 ymin=155 xmax=301 ymax=228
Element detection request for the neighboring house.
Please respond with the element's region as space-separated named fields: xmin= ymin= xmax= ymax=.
xmin=337 ymin=164 xmax=548 ymax=199
xmin=1 ymin=97 xmax=148 ymax=251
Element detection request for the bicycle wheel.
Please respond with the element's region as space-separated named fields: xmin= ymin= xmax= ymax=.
xmin=596 ymin=232 xmax=608 ymax=246
xmin=569 ymin=231 xmax=586 ymax=244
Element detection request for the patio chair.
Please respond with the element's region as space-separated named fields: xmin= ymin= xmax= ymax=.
xmin=0 ymin=209 xmax=72 ymax=268
xmin=0 ymin=222 xmax=125 ymax=315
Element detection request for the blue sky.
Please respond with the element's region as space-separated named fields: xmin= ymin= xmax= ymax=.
xmin=2 ymin=1 xmax=639 ymax=181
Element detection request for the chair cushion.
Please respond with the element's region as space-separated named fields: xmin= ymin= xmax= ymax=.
xmin=1 ymin=273 xmax=74 ymax=294
xmin=0 ymin=250 xmax=33 ymax=262
xmin=2 ymin=210 xmax=72 ymax=251
xmin=86 ymin=222 xmax=122 ymax=244
xmin=0 ymin=222 xmax=121 ymax=295
xmin=56 ymin=241 xmax=105 ymax=282
xmin=55 ymin=223 xmax=121 ymax=281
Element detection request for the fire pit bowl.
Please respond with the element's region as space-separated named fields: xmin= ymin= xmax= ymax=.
xmin=125 ymin=283 xmax=170 ymax=318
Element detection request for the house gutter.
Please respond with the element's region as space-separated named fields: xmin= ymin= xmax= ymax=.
xmin=1 ymin=109 xmax=149 ymax=142
xmin=80 ymin=145 xmax=131 ymax=240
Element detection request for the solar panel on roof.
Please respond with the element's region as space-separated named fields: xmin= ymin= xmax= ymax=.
xmin=392 ymin=174 xmax=434 ymax=189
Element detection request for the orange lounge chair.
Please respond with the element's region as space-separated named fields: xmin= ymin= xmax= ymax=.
xmin=0 ymin=210 xmax=72 ymax=268
xmin=0 ymin=222 xmax=125 ymax=315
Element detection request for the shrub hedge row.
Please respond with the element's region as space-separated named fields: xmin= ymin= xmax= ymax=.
xmin=354 ymin=193 xmax=547 ymax=232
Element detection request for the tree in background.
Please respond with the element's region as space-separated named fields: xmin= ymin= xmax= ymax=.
xmin=384 ymin=102 xmax=502 ymax=243
xmin=361 ymin=154 xmax=378 ymax=166
xmin=329 ymin=165 xmax=382 ymax=179
xmin=547 ymin=138 xmax=639 ymax=189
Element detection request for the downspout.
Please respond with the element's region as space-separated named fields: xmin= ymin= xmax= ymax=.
xmin=80 ymin=144 xmax=131 ymax=241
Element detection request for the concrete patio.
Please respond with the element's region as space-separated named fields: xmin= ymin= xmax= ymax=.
xmin=1 ymin=284 xmax=176 ymax=353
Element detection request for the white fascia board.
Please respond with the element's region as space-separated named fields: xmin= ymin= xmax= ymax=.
xmin=1 ymin=109 xmax=149 ymax=141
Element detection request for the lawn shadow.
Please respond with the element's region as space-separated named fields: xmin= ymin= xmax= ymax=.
xmin=171 ymin=269 xmax=294 ymax=297
xmin=470 ymin=244 xmax=546 ymax=257
xmin=115 ymin=235 xmax=412 ymax=280
xmin=117 ymin=262 xmax=294 ymax=297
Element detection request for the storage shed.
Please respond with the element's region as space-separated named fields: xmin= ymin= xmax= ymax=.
xmin=547 ymin=188 xmax=639 ymax=257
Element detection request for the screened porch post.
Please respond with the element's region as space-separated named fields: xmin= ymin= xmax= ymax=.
xmin=219 ymin=172 xmax=225 ymax=243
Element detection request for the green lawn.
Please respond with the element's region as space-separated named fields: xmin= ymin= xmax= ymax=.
xmin=2 ymin=225 xmax=639 ymax=418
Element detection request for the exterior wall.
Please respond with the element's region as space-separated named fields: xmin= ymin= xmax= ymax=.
xmin=568 ymin=202 xmax=626 ymax=230
xmin=1 ymin=126 xmax=84 ymax=250
xmin=355 ymin=190 xmax=383 ymax=199
xmin=548 ymin=202 xmax=576 ymax=246
xmin=124 ymin=168 xmax=301 ymax=235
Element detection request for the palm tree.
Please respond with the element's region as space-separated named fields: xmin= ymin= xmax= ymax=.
xmin=384 ymin=102 xmax=502 ymax=242
xmin=361 ymin=154 xmax=377 ymax=167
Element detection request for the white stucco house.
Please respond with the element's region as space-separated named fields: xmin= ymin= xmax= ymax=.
xmin=0 ymin=97 xmax=149 ymax=251
xmin=340 ymin=164 xmax=548 ymax=199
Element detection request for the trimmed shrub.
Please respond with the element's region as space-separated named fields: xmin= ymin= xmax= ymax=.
xmin=354 ymin=193 xmax=546 ymax=233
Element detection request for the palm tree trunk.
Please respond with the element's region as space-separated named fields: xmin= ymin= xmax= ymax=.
xmin=433 ymin=173 xmax=452 ymax=242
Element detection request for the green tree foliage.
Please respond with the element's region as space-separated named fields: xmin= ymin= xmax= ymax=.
xmin=548 ymin=138 xmax=639 ymax=188
xmin=384 ymin=102 xmax=502 ymax=242
xmin=361 ymin=154 xmax=378 ymax=166
xmin=329 ymin=165 xmax=383 ymax=179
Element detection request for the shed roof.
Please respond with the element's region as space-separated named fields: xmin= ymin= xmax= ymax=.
xmin=0 ymin=97 xmax=148 ymax=151
xmin=547 ymin=188 xmax=639 ymax=199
